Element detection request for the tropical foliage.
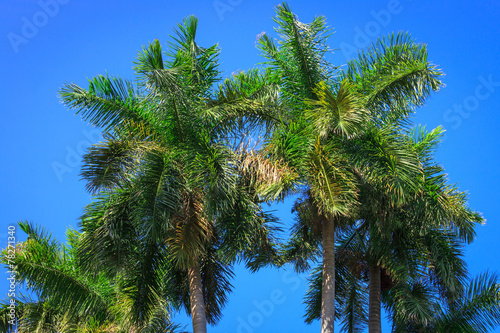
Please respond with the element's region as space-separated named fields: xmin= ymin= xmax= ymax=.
xmin=0 ymin=221 xmax=179 ymax=332
xmin=57 ymin=14 xmax=284 ymax=333
xmin=3 ymin=3 xmax=499 ymax=333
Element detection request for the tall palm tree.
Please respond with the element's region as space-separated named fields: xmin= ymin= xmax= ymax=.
xmin=345 ymin=126 xmax=422 ymax=333
xmin=372 ymin=126 xmax=485 ymax=332
xmin=59 ymin=16 xmax=281 ymax=333
xmin=347 ymin=125 xmax=482 ymax=333
xmin=252 ymin=3 xmax=443 ymax=332
xmin=285 ymin=125 xmax=424 ymax=333
xmin=298 ymin=126 xmax=485 ymax=332
xmin=257 ymin=6 xmax=358 ymax=331
xmin=0 ymin=221 xmax=178 ymax=332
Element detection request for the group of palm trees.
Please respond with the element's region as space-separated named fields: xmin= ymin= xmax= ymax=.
xmin=2 ymin=3 xmax=500 ymax=333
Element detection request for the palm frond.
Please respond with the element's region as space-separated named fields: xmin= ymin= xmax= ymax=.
xmin=272 ymin=2 xmax=334 ymax=99
xmin=308 ymin=138 xmax=358 ymax=217
xmin=59 ymin=75 xmax=149 ymax=132
xmin=386 ymin=280 xmax=439 ymax=332
xmin=6 ymin=222 xmax=113 ymax=324
xmin=239 ymin=150 xmax=299 ymax=202
xmin=167 ymin=15 xmax=221 ymax=95
xmin=408 ymin=125 xmax=445 ymax=166
xmin=123 ymin=240 xmax=167 ymax=327
xmin=349 ymin=125 xmax=422 ymax=207
xmin=205 ymin=68 xmax=282 ymax=141
xmin=341 ymin=32 xmax=443 ymax=124
xmin=264 ymin=118 xmax=315 ymax=176
xmin=257 ymin=2 xmax=335 ymax=117
xmin=306 ymin=80 xmax=369 ymax=139
xmin=78 ymin=189 xmax=138 ymax=276
xmin=80 ymin=135 xmax=139 ymax=194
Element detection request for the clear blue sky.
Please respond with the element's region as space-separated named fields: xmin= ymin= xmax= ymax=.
xmin=1 ymin=1 xmax=499 ymax=332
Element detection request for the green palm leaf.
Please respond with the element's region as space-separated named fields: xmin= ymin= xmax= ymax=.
xmin=60 ymin=75 xmax=149 ymax=132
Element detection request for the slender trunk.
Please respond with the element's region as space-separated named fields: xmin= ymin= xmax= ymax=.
xmin=188 ymin=261 xmax=207 ymax=333
xmin=369 ymin=265 xmax=382 ymax=333
xmin=321 ymin=217 xmax=335 ymax=333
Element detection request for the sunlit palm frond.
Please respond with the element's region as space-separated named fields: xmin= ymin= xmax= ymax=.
xmin=411 ymin=162 xmax=482 ymax=243
xmin=308 ymin=138 xmax=358 ymax=217
xmin=139 ymin=300 xmax=181 ymax=333
xmin=341 ymin=32 xmax=443 ymax=124
xmin=257 ymin=2 xmax=335 ymax=119
xmin=134 ymin=39 xmax=185 ymax=101
xmin=166 ymin=193 xmax=212 ymax=270
xmin=272 ymin=2 xmax=334 ymax=100
xmin=306 ymin=80 xmax=369 ymax=139
xmin=239 ymin=150 xmax=300 ymax=202
xmin=408 ymin=125 xmax=445 ymax=166
xmin=59 ymin=75 xmax=150 ymax=132
xmin=349 ymin=125 xmax=422 ymax=207
xmin=264 ymin=118 xmax=315 ymax=175
xmin=167 ymin=15 xmax=221 ymax=96
xmin=205 ymin=68 xmax=282 ymax=141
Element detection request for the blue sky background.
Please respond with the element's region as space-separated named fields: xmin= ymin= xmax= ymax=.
xmin=1 ymin=0 xmax=499 ymax=332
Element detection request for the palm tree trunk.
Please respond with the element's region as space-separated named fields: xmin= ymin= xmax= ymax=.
xmin=321 ymin=217 xmax=335 ymax=333
xmin=188 ymin=261 xmax=207 ymax=333
xmin=369 ymin=265 xmax=382 ymax=333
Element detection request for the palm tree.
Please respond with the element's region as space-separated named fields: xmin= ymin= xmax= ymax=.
xmin=373 ymin=126 xmax=485 ymax=332
xmin=252 ymin=3 xmax=442 ymax=332
xmin=0 ymin=221 xmax=178 ymax=332
xmin=59 ymin=16 xmax=281 ymax=333
xmin=346 ymin=125 xmax=480 ymax=333
xmin=298 ymin=126 xmax=485 ymax=332
xmin=346 ymin=126 xmax=422 ymax=333
xmin=285 ymin=126 xmax=424 ymax=333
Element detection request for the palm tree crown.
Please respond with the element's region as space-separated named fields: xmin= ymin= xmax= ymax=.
xmin=59 ymin=16 xmax=280 ymax=333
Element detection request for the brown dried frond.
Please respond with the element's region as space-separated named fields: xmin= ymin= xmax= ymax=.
xmin=239 ymin=151 xmax=298 ymax=199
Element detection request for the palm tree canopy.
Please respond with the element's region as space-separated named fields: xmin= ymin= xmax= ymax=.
xmin=59 ymin=15 xmax=283 ymax=330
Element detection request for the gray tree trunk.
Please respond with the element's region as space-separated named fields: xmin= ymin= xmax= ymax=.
xmin=321 ymin=217 xmax=335 ymax=333
xmin=188 ymin=261 xmax=207 ymax=333
xmin=369 ymin=265 xmax=382 ymax=333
